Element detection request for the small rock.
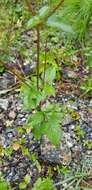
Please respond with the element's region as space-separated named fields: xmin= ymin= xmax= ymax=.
xmin=89 ymin=99 xmax=92 ymax=107
xmin=9 ymin=111 xmax=16 ymax=119
xmin=70 ymin=125 xmax=75 ymax=129
xmin=41 ymin=136 xmax=72 ymax=165
xmin=0 ymin=73 xmax=15 ymax=90
xmin=0 ymin=99 xmax=8 ymax=110
xmin=66 ymin=141 xmax=73 ymax=148
xmin=62 ymin=114 xmax=73 ymax=126
xmin=67 ymin=70 xmax=77 ymax=79
xmin=7 ymin=132 xmax=13 ymax=138
xmin=67 ymin=102 xmax=78 ymax=110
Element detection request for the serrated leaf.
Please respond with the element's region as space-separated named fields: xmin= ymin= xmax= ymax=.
xmin=28 ymin=112 xmax=44 ymax=139
xmin=27 ymin=112 xmax=44 ymax=125
xmin=42 ymin=103 xmax=61 ymax=113
xmin=32 ymin=124 xmax=44 ymax=139
xmin=45 ymin=113 xmax=61 ymax=145
xmin=27 ymin=106 xmax=62 ymax=145
xmin=21 ymin=83 xmax=42 ymax=111
xmin=43 ymin=122 xmax=61 ymax=145
xmin=44 ymin=84 xmax=55 ymax=96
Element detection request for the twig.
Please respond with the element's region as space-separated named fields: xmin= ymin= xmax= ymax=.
xmin=75 ymin=178 xmax=82 ymax=188
xmin=79 ymin=89 xmax=91 ymax=98
xmin=55 ymin=173 xmax=92 ymax=187
xmin=0 ymin=157 xmax=24 ymax=169
xmin=63 ymin=179 xmax=76 ymax=190
xmin=55 ymin=176 xmax=75 ymax=187
xmin=0 ymin=84 xmax=20 ymax=95
xmin=82 ymin=179 xmax=92 ymax=188
xmin=5 ymin=68 xmax=32 ymax=88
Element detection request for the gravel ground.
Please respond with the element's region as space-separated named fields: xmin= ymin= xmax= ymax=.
xmin=0 ymin=72 xmax=92 ymax=190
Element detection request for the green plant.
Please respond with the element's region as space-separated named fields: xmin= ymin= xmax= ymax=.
xmin=83 ymin=47 xmax=92 ymax=70
xmin=19 ymin=0 xmax=74 ymax=146
xmin=1 ymin=1 xmax=92 ymax=190
xmin=60 ymin=0 xmax=92 ymax=41
xmin=83 ymin=140 xmax=92 ymax=150
xmin=32 ymin=177 xmax=56 ymax=190
xmin=19 ymin=174 xmax=31 ymax=190
xmin=0 ymin=173 xmax=11 ymax=190
xmin=55 ymin=169 xmax=92 ymax=190
xmin=0 ymin=64 xmax=5 ymax=73
xmin=21 ymin=76 xmax=64 ymax=145
xmin=80 ymin=76 xmax=92 ymax=97
xmin=74 ymin=125 xmax=85 ymax=140
xmin=0 ymin=181 xmax=9 ymax=190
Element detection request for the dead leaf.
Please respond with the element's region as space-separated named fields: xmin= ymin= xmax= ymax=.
xmin=12 ymin=143 xmax=20 ymax=151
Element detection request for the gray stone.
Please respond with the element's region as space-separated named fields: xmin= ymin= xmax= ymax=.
xmin=67 ymin=70 xmax=77 ymax=79
xmin=0 ymin=99 xmax=8 ymax=110
xmin=62 ymin=114 xmax=73 ymax=126
xmin=0 ymin=73 xmax=15 ymax=90
xmin=41 ymin=136 xmax=72 ymax=165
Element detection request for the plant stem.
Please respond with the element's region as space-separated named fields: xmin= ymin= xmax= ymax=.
xmin=36 ymin=27 xmax=40 ymax=90
xmin=48 ymin=0 xmax=64 ymax=18
xmin=25 ymin=0 xmax=35 ymax=16
xmin=43 ymin=38 xmax=48 ymax=86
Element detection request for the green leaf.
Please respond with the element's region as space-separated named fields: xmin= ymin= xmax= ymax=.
xmin=47 ymin=17 xmax=74 ymax=33
xmin=24 ymin=174 xmax=31 ymax=184
xmin=43 ymin=84 xmax=55 ymax=96
xmin=0 ymin=65 xmax=5 ymax=73
xmin=21 ymin=83 xmax=42 ymax=111
xmin=32 ymin=124 xmax=44 ymax=139
xmin=27 ymin=6 xmax=50 ymax=29
xmin=21 ymin=147 xmax=30 ymax=159
xmin=42 ymin=103 xmax=61 ymax=113
xmin=0 ymin=181 xmax=8 ymax=190
xmin=27 ymin=103 xmax=62 ymax=145
xmin=27 ymin=111 xmax=44 ymax=139
xmin=45 ymin=66 xmax=56 ymax=83
xmin=32 ymin=177 xmax=56 ymax=190
xmin=39 ymin=6 xmax=49 ymax=18
xmin=42 ymin=104 xmax=63 ymax=145
xmin=44 ymin=113 xmax=61 ymax=145
xmin=27 ymin=112 xmax=44 ymax=125
xmin=27 ymin=16 xmax=41 ymax=29
xmin=19 ymin=182 xmax=27 ymax=189
xmin=4 ymin=146 xmax=12 ymax=157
